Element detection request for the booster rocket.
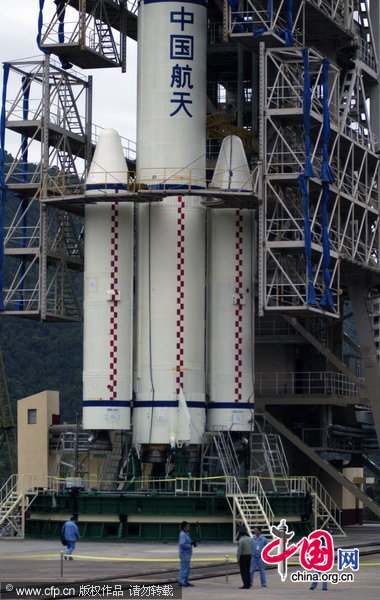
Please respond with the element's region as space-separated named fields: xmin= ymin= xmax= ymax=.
xmin=83 ymin=128 xmax=133 ymax=430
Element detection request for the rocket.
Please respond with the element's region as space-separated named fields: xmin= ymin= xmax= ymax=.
xmin=83 ymin=128 xmax=133 ymax=430
xmin=207 ymin=135 xmax=255 ymax=431
xmin=82 ymin=3 xmax=255 ymax=449
xmin=132 ymin=0 xmax=207 ymax=452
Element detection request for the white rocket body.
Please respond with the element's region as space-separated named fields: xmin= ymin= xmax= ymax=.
xmin=207 ymin=136 xmax=254 ymax=431
xmin=133 ymin=0 xmax=207 ymax=445
xmin=83 ymin=128 xmax=133 ymax=430
xmin=136 ymin=0 xmax=206 ymax=188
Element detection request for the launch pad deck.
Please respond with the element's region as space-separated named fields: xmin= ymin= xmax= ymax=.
xmin=42 ymin=190 xmax=261 ymax=211
xmin=0 ymin=526 xmax=379 ymax=598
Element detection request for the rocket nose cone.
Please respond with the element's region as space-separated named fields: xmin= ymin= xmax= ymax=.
xmin=86 ymin=128 xmax=129 ymax=196
xmin=98 ymin=128 xmax=120 ymax=139
xmin=209 ymin=135 xmax=253 ymax=192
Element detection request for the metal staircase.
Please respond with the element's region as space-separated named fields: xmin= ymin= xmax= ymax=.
xmin=251 ymin=432 xmax=290 ymax=493
xmin=57 ymin=86 xmax=83 ymax=135
xmin=99 ymin=431 xmax=128 ymax=491
xmin=303 ymin=477 xmax=346 ymax=537
xmin=226 ymin=476 xmax=274 ymax=540
xmin=94 ymin=20 xmax=118 ymax=62
xmin=52 ymin=431 xmax=91 ymax=479
xmin=213 ymin=430 xmax=241 ymax=478
xmin=0 ymin=475 xmax=42 ymax=538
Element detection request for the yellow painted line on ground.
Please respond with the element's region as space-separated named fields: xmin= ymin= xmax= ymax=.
xmin=73 ymin=555 xmax=229 ymax=562
xmin=0 ymin=554 xmax=230 ymax=562
xmin=0 ymin=554 xmax=60 ymax=559
xmin=3 ymin=555 xmax=378 ymax=567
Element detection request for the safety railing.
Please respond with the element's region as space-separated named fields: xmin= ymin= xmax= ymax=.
xmin=341 ymin=115 xmax=378 ymax=154
xmin=247 ymin=476 xmax=275 ymax=527
xmin=40 ymin=165 xmax=261 ymax=199
xmin=40 ymin=21 xmax=121 ymax=60
xmin=255 ymin=315 xmax=298 ymax=337
xmin=306 ymin=0 xmax=348 ymax=28
xmin=303 ymin=476 xmax=343 ymax=533
xmin=255 ymin=371 xmax=359 ymax=397
xmin=6 ymin=97 xmax=86 ymax=137
xmin=208 ymin=21 xmax=225 ymax=45
xmin=229 ymin=1 xmax=289 ymax=38
xmin=1 ymin=474 xmax=60 ymax=503
xmin=357 ymin=36 xmax=377 ymax=72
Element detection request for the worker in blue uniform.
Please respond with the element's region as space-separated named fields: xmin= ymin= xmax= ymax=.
xmin=250 ymin=526 xmax=268 ymax=587
xmin=178 ymin=521 xmax=196 ymax=587
xmin=62 ymin=516 xmax=80 ymax=560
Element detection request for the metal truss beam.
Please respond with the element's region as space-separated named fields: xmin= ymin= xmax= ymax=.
xmin=281 ymin=315 xmax=364 ymax=387
xmin=258 ymin=38 xmax=380 ymax=318
xmin=264 ymin=410 xmax=380 ymax=519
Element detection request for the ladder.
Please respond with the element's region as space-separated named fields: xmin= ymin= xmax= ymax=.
xmin=58 ymin=149 xmax=78 ymax=181
xmin=99 ymin=431 xmax=127 ymax=491
xmin=226 ymin=476 xmax=274 ymax=540
xmin=251 ymin=432 xmax=290 ymax=493
xmin=94 ymin=20 xmax=118 ymax=62
xmin=213 ymin=430 xmax=241 ymax=478
xmin=54 ymin=431 xmax=91 ymax=479
xmin=265 ymin=434 xmax=290 ymax=492
xmin=339 ymin=68 xmax=357 ymax=124
xmin=57 ymin=85 xmax=83 ymax=135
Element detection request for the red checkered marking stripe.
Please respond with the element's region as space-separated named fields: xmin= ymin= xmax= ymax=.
xmin=109 ymin=202 xmax=119 ymax=401
xmin=176 ymin=196 xmax=186 ymax=396
xmin=234 ymin=209 xmax=243 ymax=403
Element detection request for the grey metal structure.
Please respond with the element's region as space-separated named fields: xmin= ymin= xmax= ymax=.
xmin=39 ymin=0 xmax=137 ymax=70
xmin=2 ymin=56 xmax=91 ymax=321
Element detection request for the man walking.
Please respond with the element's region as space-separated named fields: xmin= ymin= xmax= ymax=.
xmin=237 ymin=526 xmax=252 ymax=589
xmin=250 ymin=526 xmax=268 ymax=587
xmin=62 ymin=516 xmax=80 ymax=560
xmin=178 ymin=521 xmax=195 ymax=587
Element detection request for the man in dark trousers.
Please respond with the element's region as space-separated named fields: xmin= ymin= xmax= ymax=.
xmin=237 ymin=526 xmax=252 ymax=589
xmin=62 ymin=516 xmax=80 ymax=560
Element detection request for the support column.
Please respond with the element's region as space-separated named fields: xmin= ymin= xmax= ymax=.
xmin=251 ymin=52 xmax=259 ymax=134
xmin=348 ymin=280 xmax=380 ymax=447
xmin=237 ymin=43 xmax=244 ymax=129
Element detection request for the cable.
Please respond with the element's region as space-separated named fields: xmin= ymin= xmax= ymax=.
xmin=147 ymin=202 xmax=155 ymax=445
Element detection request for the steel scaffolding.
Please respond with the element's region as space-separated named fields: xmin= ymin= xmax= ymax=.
xmin=39 ymin=0 xmax=137 ymax=70
xmin=1 ymin=57 xmax=92 ymax=320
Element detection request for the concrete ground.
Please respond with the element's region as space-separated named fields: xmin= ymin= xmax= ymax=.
xmin=0 ymin=525 xmax=379 ymax=598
